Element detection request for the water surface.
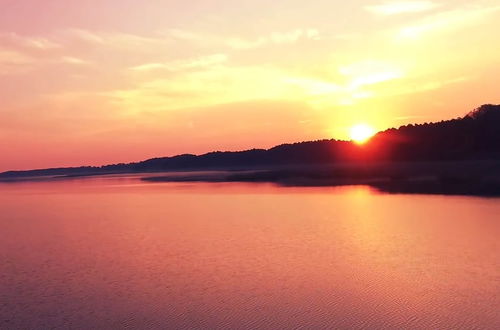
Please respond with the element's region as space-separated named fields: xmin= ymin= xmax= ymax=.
xmin=1 ymin=175 xmax=499 ymax=329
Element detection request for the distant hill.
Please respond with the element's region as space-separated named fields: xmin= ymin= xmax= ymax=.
xmin=2 ymin=104 xmax=500 ymax=179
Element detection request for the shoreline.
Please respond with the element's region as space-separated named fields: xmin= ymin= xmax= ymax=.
xmin=2 ymin=160 xmax=500 ymax=197
xmin=140 ymin=160 xmax=500 ymax=197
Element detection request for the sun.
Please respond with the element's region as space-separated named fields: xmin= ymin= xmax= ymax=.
xmin=350 ymin=124 xmax=376 ymax=144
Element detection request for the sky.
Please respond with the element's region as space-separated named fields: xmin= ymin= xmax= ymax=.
xmin=0 ymin=0 xmax=499 ymax=171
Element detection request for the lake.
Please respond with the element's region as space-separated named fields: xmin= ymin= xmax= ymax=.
xmin=1 ymin=175 xmax=499 ymax=329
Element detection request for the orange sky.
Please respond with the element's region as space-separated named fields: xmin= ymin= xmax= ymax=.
xmin=1 ymin=0 xmax=499 ymax=171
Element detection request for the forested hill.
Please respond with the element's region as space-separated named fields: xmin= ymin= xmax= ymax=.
xmin=365 ymin=103 xmax=500 ymax=161
xmin=2 ymin=104 xmax=500 ymax=178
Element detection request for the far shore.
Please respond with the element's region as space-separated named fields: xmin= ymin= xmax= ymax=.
xmin=138 ymin=160 xmax=500 ymax=197
xmin=2 ymin=160 xmax=500 ymax=197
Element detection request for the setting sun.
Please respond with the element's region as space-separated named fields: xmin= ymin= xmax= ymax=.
xmin=350 ymin=124 xmax=376 ymax=144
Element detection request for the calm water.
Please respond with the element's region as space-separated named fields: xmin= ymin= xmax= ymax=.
xmin=1 ymin=175 xmax=499 ymax=329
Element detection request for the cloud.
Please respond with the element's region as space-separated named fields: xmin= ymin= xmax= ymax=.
xmin=407 ymin=76 xmax=470 ymax=94
xmin=63 ymin=28 xmax=170 ymax=50
xmin=226 ymin=29 xmax=320 ymax=49
xmin=339 ymin=60 xmax=404 ymax=88
xmin=398 ymin=4 xmax=500 ymax=38
xmin=168 ymin=28 xmax=320 ymax=50
xmin=0 ymin=33 xmax=62 ymax=74
xmin=365 ymin=75 xmax=470 ymax=100
xmin=283 ymin=77 xmax=342 ymax=95
xmin=112 ymin=57 xmax=408 ymax=117
xmin=366 ymin=1 xmax=439 ymax=15
xmin=64 ymin=29 xmax=105 ymax=44
xmin=106 ymin=64 xmax=295 ymax=114
xmin=0 ymin=49 xmax=36 ymax=74
xmin=60 ymin=56 xmax=92 ymax=65
xmin=130 ymin=54 xmax=228 ymax=72
xmin=168 ymin=29 xmax=203 ymax=43
xmin=0 ymin=32 xmax=61 ymax=50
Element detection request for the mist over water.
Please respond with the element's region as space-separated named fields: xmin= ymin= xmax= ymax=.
xmin=1 ymin=175 xmax=499 ymax=329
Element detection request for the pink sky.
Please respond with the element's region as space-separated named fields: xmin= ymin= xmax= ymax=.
xmin=1 ymin=0 xmax=499 ymax=171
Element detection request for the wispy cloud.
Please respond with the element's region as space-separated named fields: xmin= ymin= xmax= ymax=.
xmin=60 ymin=56 xmax=92 ymax=65
xmin=339 ymin=60 xmax=404 ymax=88
xmin=63 ymin=28 xmax=170 ymax=49
xmin=130 ymin=54 xmax=227 ymax=72
xmin=0 ymin=49 xmax=36 ymax=74
xmin=168 ymin=28 xmax=320 ymax=50
xmin=398 ymin=4 xmax=500 ymax=38
xmin=226 ymin=29 xmax=320 ymax=49
xmin=106 ymin=65 xmax=294 ymax=114
xmin=370 ymin=76 xmax=470 ymax=99
xmin=0 ymin=32 xmax=62 ymax=50
xmin=284 ymin=77 xmax=342 ymax=95
xmin=113 ymin=54 xmax=412 ymax=116
xmin=366 ymin=1 xmax=440 ymax=15
xmin=64 ymin=29 xmax=105 ymax=44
